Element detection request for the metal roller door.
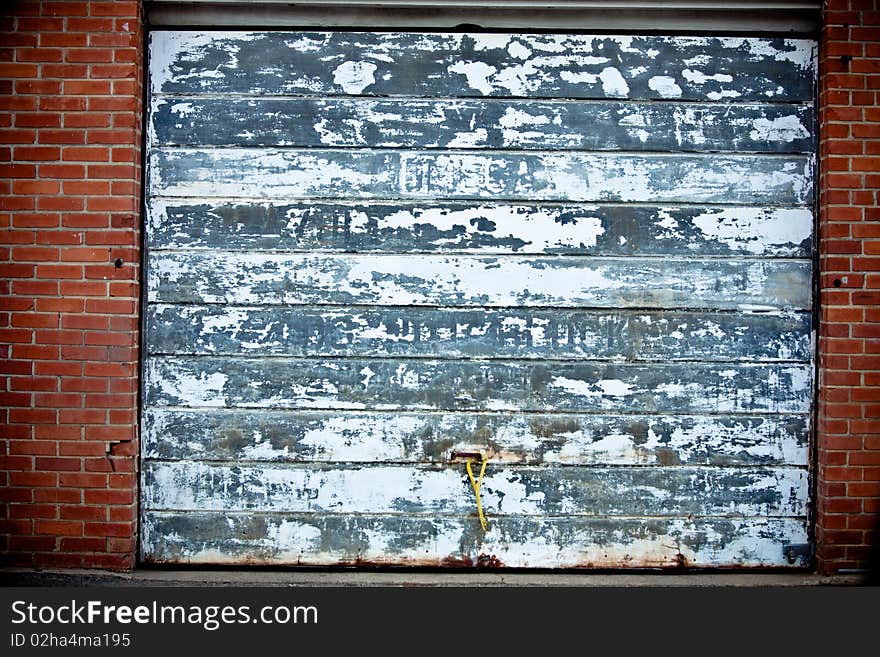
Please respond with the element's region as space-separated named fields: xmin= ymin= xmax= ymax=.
xmin=141 ymin=31 xmax=816 ymax=568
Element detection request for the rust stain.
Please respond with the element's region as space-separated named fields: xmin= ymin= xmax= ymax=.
xmin=440 ymin=555 xmax=475 ymax=568
xmin=477 ymin=553 xmax=504 ymax=568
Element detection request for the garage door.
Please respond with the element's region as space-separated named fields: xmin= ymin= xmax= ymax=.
xmin=141 ymin=31 xmax=816 ymax=568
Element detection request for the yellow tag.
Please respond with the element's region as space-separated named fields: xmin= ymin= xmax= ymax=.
xmin=465 ymin=456 xmax=489 ymax=532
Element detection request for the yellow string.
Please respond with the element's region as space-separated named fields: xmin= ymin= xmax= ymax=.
xmin=466 ymin=456 xmax=489 ymax=531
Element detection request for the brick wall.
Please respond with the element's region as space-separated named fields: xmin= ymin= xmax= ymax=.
xmin=0 ymin=0 xmax=142 ymax=570
xmin=817 ymin=0 xmax=880 ymax=575
xmin=1 ymin=0 xmax=878 ymax=575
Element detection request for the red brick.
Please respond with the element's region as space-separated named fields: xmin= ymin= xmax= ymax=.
xmin=84 ymin=489 xmax=132 ymax=505
xmin=34 ymin=488 xmax=80 ymax=503
xmin=33 ymin=392 xmax=81 ymax=407
xmin=58 ymin=409 xmax=105 ymax=424
xmin=60 ymin=505 xmax=107 ymax=521
xmin=83 ymin=522 xmax=131 ymax=538
xmin=9 ymin=375 xmax=58 ymax=391
xmin=37 ymin=163 xmax=85 ymax=178
xmin=60 ymin=537 xmax=107 ymax=552
xmin=83 ymin=554 xmax=132 ymax=569
xmin=89 ymin=62 xmax=136 ymax=78
xmin=0 ymin=488 xmax=33 ymax=503
xmin=84 ymin=393 xmax=134 ymax=408
xmin=107 ymin=537 xmax=136 ymax=553
xmin=40 ymin=97 xmax=88 ymax=113
xmin=848 ymin=514 xmax=879 ymax=530
xmin=62 ymin=314 xmax=108 ymax=330
xmin=33 ymin=554 xmax=83 ymax=568
xmin=0 ymin=163 xmax=37 ymax=178
xmin=34 ymin=424 xmax=83 ymax=440
xmin=35 ymin=230 xmax=79 ymax=246
xmin=41 ymin=2 xmax=90 ymax=17
xmin=62 ymin=212 xmax=109 ymax=228
xmin=9 ymin=471 xmax=56 ymax=488
xmin=850 ymin=451 xmax=880 ymax=465
xmin=15 ymin=46 xmax=64 ymax=62
xmin=65 ymin=18 xmax=115 ymax=32
xmin=59 ymin=442 xmax=107 ymax=457
xmin=34 ymin=520 xmax=82 ymax=536
xmin=9 ymin=536 xmax=56 ymax=551
xmin=34 ymin=298 xmax=83 ymax=312
xmin=61 ymin=378 xmax=107 ymax=393
xmin=853 ymin=123 xmax=880 ymax=138
xmin=34 ymin=361 xmax=81 ymax=376
xmin=0 ymin=391 xmax=33 ymax=407
xmin=11 ymin=344 xmax=59 ymax=360
xmin=62 ymin=180 xmax=110 ymax=195
xmin=0 ymin=360 xmax=32 ymax=375
xmin=65 ymin=48 xmax=114 ymax=63
xmin=58 ymin=472 xmax=106 ymax=488
xmin=0 ymin=62 xmax=39 ymax=77
xmin=91 ymin=1 xmax=140 ymax=17
xmin=10 ymin=504 xmax=58 ymax=519
xmin=60 ymin=345 xmax=108 ymax=361
xmin=853 ymin=325 xmax=880 ymax=338
xmin=0 ymin=327 xmax=34 ymax=342
xmin=39 ymin=32 xmax=88 ymax=47
xmin=62 ymin=146 xmax=110 ymax=162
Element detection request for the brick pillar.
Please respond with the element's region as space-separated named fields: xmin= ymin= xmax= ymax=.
xmin=0 ymin=0 xmax=142 ymax=570
xmin=817 ymin=0 xmax=880 ymax=575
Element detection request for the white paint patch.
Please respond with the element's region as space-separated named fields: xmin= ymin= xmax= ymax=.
xmin=332 ymin=61 xmax=377 ymax=95
xmin=149 ymin=362 xmax=228 ymax=408
xmin=647 ymin=76 xmax=682 ymax=98
xmin=169 ymin=102 xmax=196 ymax=118
xmin=618 ymin=113 xmax=650 ymax=143
xmin=507 ymin=41 xmax=532 ymax=60
xmin=446 ymin=128 xmax=489 ymax=148
xmin=749 ymin=115 xmax=810 ymax=143
xmin=656 ymin=209 xmax=680 ymax=234
xmin=707 ymin=90 xmax=742 ymax=101
xmin=498 ymin=107 xmax=551 ymax=129
xmin=599 ymin=67 xmax=629 ymax=97
xmin=682 ymin=69 xmax=741 ymax=100
xmin=447 ymin=61 xmax=497 ymax=95
xmin=471 ymin=34 xmax=510 ymax=51
xmin=745 ymin=38 xmax=816 ymax=70
xmin=691 ymin=208 xmax=812 ymax=255
xmin=559 ymin=70 xmax=598 ymax=86
xmin=359 ymin=366 xmax=375 ymax=388
xmin=549 ymin=377 xmax=635 ymax=398
xmin=682 ymin=69 xmax=734 ymax=85
xmin=152 ymin=149 xmax=395 ymax=198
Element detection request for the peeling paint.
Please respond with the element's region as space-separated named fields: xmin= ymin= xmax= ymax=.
xmin=150 ymin=32 xmax=816 ymax=102
xmin=143 ymin=29 xmax=816 ymax=569
xmin=332 ymin=60 xmax=377 ymax=94
xmin=147 ymin=252 xmax=812 ymax=310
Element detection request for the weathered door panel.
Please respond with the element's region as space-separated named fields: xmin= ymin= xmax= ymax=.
xmin=142 ymin=31 xmax=816 ymax=568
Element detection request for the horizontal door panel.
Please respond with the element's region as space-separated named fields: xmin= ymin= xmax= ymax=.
xmin=149 ymin=149 xmax=815 ymax=205
xmin=150 ymin=32 xmax=815 ymax=102
xmin=150 ymin=97 xmax=814 ymax=152
xmin=142 ymin=408 xmax=809 ymax=467
xmin=143 ymin=461 xmax=808 ymax=517
xmin=147 ymin=200 xmax=813 ymax=257
xmin=146 ymin=305 xmax=812 ymax=362
xmin=147 ymin=253 xmax=812 ymax=310
xmin=144 ymin=357 xmax=813 ymax=414
xmin=142 ymin=512 xmax=810 ymax=568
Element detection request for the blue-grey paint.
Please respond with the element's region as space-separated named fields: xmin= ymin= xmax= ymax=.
xmin=143 ymin=30 xmax=816 ymax=568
